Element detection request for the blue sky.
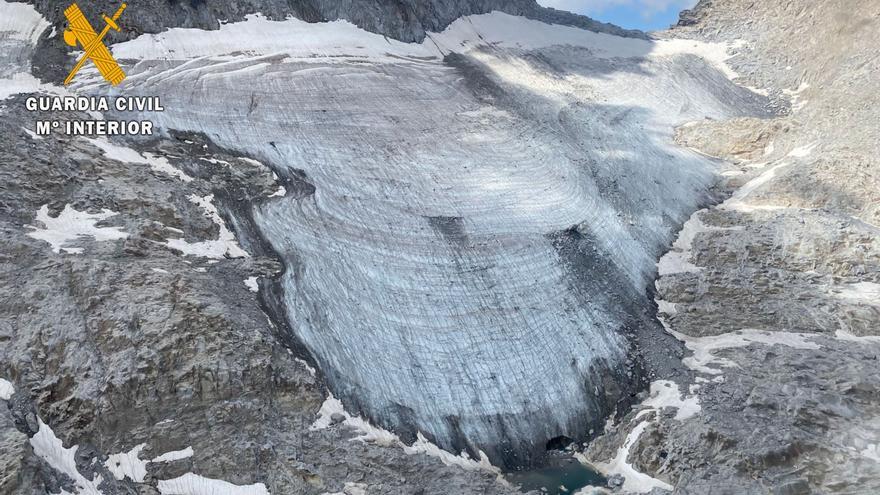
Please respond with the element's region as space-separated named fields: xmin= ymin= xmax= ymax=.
xmin=537 ymin=0 xmax=699 ymax=32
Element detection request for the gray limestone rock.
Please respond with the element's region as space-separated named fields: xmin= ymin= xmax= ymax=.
xmin=580 ymin=1 xmax=880 ymax=493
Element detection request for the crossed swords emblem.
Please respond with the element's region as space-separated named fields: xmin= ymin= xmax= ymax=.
xmin=62 ymin=2 xmax=127 ymax=86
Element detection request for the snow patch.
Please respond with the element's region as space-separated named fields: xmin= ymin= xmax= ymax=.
xmin=266 ymin=172 xmax=287 ymax=198
xmin=21 ymin=125 xmax=42 ymax=139
xmin=0 ymin=378 xmax=14 ymax=400
xmin=656 ymin=211 xmax=741 ymax=276
xmin=584 ymin=380 xmax=696 ymax=492
xmin=30 ymin=418 xmax=104 ymax=495
xmin=638 ymin=380 xmax=700 ymax=421
xmin=310 ymin=394 xmax=399 ymax=446
xmin=244 ymin=276 xmax=259 ymax=292
xmin=656 ymin=292 xmax=821 ymax=376
xmin=434 ymin=14 xmax=743 ymax=81
xmin=787 ymin=142 xmax=818 ymax=158
xmin=404 ymin=432 xmax=500 ymax=473
xmin=157 ymin=473 xmax=269 ymax=495
xmin=649 ymin=37 xmax=741 ymax=80
xmin=152 ymin=446 xmax=194 ymax=463
xmin=655 ymin=299 xmax=676 ymax=315
xmin=106 ymin=443 xmax=148 ymax=483
xmin=84 ymin=137 xmax=194 ymax=182
xmin=720 ymin=142 xmax=818 ymax=212
xmin=723 ymin=161 xmax=789 ymax=211
xmin=113 ymin=14 xmax=433 ymax=62
xmin=667 ymin=328 xmax=821 ymax=375
xmin=589 ymin=420 xmax=672 ymax=493
xmin=782 ymin=82 xmax=810 ymax=112
xmin=91 ymin=442 xmax=193 ymax=484
xmin=268 ymin=185 xmax=287 ymax=198
xmin=27 ymin=204 xmax=128 ymax=254
xmin=311 ymin=394 xmax=498 ymax=472
xmin=31 ymin=413 xmax=261 ymax=495
xmin=200 ymin=157 xmax=231 ymax=166
xmin=238 ymin=157 xmax=265 ymax=168
xmin=293 ymin=358 xmax=317 ymax=377
xmin=830 ymin=282 xmax=880 ymax=304
xmin=165 ymin=194 xmax=249 ymax=259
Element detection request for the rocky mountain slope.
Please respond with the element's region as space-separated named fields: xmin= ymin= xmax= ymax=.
xmin=581 ymin=1 xmax=880 ymax=493
xmin=20 ymin=0 xmax=643 ymax=42
xmin=1 ymin=0 xmax=877 ymax=494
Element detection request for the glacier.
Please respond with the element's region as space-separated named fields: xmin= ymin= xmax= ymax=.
xmin=73 ymin=12 xmax=770 ymax=467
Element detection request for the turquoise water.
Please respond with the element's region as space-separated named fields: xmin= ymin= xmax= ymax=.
xmin=505 ymin=453 xmax=605 ymax=494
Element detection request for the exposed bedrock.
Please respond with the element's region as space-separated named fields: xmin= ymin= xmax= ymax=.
xmin=74 ymin=16 xmax=773 ymax=467
xmin=19 ymin=0 xmax=644 ymax=48
xmin=576 ymin=2 xmax=880 ymax=493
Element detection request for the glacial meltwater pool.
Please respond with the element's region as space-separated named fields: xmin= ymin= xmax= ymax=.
xmin=505 ymin=452 xmax=605 ymax=494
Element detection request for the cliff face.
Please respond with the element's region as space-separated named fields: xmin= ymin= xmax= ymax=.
xmin=19 ymin=0 xmax=644 ymax=44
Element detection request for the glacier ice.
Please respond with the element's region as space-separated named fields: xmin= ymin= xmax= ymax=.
xmin=85 ymin=13 xmax=770 ymax=466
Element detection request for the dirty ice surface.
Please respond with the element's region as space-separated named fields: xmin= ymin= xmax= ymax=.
xmin=78 ymin=11 xmax=769 ymax=464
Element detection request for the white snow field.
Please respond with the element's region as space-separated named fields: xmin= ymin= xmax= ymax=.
xmin=78 ymin=12 xmax=769 ymax=465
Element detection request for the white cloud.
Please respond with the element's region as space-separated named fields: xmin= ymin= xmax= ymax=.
xmin=538 ymin=0 xmax=698 ymax=21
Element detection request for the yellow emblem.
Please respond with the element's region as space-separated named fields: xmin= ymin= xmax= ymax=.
xmin=62 ymin=2 xmax=127 ymax=86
